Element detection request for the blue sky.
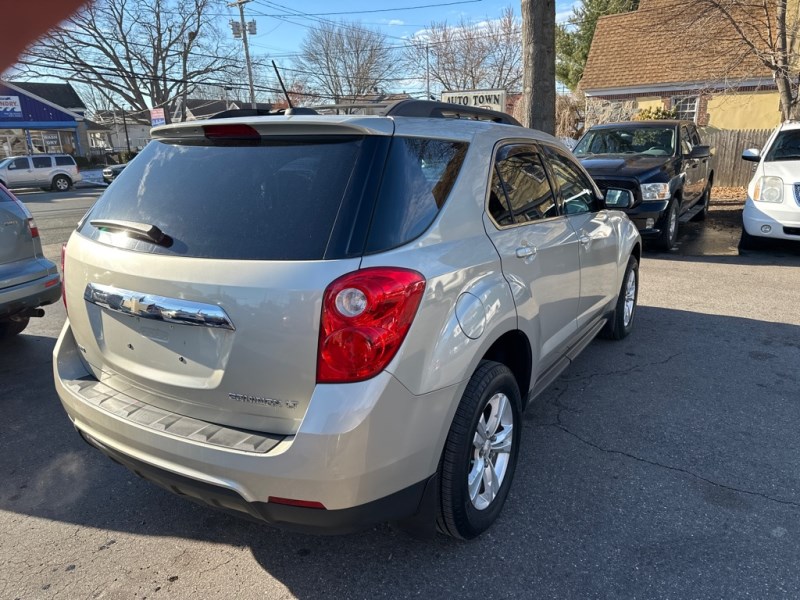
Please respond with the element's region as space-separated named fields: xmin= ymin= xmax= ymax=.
xmin=231 ymin=0 xmax=579 ymax=63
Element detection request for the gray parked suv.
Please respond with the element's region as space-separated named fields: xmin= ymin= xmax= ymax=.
xmin=54 ymin=101 xmax=641 ymax=539
xmin=1 ymin=184 xmax=61 ymax=338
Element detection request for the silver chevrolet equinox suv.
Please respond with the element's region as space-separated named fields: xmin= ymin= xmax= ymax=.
xmin=54 ymin=100 xmax=641 ymax=539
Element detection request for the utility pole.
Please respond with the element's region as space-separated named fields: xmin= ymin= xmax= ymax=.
xmin=120 ymin=107 xmax=131 ymax=154
xmin=425 ymin=43 xmax=430 ymax=100
xmin=228 ymin=0 xmax=256 ymax=109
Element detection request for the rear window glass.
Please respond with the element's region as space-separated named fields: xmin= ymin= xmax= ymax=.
xmin=55 ymin=156 xmax=75 ymax=166
xmin=32 ymin=156 xmax=52 ymax=168
xmin=79 ymin=136 xmax=368 ymax=260
xmin=365 ymin=137 xmax=468 ymax=253
xmin=765 ymin=130 xmax=800 ymax=161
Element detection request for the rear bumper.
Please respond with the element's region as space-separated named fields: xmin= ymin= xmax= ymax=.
xmin=743 ymin=199 xmax=800 ymax=241
xmin=0 ymin=269 xmax=61 ymax=318
xmin=54 ymin=321 xmax=461 ymax=533
xmin=78 ymin=427 xmax=435 ymax=535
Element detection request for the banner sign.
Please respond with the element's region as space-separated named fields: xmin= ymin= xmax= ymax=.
xmin=150 ymin=107 xmax=166 ymax=126
xmin=0 ymin=96 xmax=23 ymax=119
xmin=441 ymin=90 xmax=507 ymax=113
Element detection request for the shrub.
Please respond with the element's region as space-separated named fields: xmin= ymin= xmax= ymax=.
xmin=634 ymin=106 xmax=678 ymax=121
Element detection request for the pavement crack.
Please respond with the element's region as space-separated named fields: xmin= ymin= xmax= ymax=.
xmin=562 ymin=352 xmax=681 ymax=384
xmin=554 ymin=423 xmax=800 ymax=509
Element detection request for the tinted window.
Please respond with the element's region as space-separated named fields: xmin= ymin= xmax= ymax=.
xmin=364 ymin=137 xmax=467 ymax=253
xmin=543 ymin=146 xmax=598 ymax=215
xmin=55 ymin=156 xmax=76 ymax=166
xmin=680 ymin=126 xmax=693 ymax=155
xmin=690 ymin=127 xmax=702 ymax=146
xmin=11 ymin=158 xmax=29 ymax=170
xmin=765 ymin=130 xmax=800 ymax=161
xmin=494 ymin=146 xmax=557 ymax=224
xmin=488 ymin=167 xmax=514 ymax=226
xmin=0 ymin=188 xmax=12 ymax=202
xmin=575 ymin=126 xmax=676 ymax=156
xmin=79 ymin=136 xmax=373 ymax=260
xmin=32 ymin=156 xmax=52 ymax=168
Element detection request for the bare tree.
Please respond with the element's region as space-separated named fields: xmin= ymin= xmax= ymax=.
xmin=696 ymin=0 xmax=799 ymax=120
xmin=294 ymin=21 xmax=398 ymax=104
xmin=16 ymin=0 xmax=239 ymax=119
xmin=657 ymin=0 xmax=800 ymax=120
xmin=520 ymin=0 xmax=556 ymax=133
xmin=405 ymin=8 xmax=523 ymax=95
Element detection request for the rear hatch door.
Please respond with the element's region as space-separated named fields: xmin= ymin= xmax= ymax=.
xmin=65 ymin=119 xmax=393 ymax=435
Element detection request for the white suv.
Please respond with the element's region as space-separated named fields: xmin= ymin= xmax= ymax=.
xmin=54 ymin=101 xmax=641 ymax=539
xmin=741 ymin=121 xmax=800 ymax=246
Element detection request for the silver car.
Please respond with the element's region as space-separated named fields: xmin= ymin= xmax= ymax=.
xmin=0 ymin=154 xmax=82 ymax=192
xmin=54 ymin=101 xmax=641 ymax=539
xmin=1 ymin=184 xmax=61 ymax=338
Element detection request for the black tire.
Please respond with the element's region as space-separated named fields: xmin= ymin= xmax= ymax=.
xmin=51 ymin=175 xmax=71 ymax=192
xmin=692 ymin=183 xmax=711 ymax=222
xmin=600 ymin=256 xmax=639 ymax=340
xmin=0 ymin=316 xmax=30 ymax=339
xmin=739 ymin=226 xmax=764 ymax=251
xmin=437 ymin=360 xmax=522 ymax=540
xmin=654 ymin=199 xmax=678 ymax=252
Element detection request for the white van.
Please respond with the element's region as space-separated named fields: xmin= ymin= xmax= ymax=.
xmin=0 ymin=154 xmax=82 ymax=191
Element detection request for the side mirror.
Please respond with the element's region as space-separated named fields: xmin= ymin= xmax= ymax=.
xmin=689 ymin=145 xmax=711 ymax=159
xmin=604 ymin=188 xmax=634 ymax=209
xmin=741 ymin=148 xmax=761 ymax=162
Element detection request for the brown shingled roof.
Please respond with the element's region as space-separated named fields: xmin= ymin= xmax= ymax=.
xmin=580 ymin=0 xmax=774 ymax=91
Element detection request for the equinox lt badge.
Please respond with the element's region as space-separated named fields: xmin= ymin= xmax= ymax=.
xmin=228 ymin=393 xmax=298 ymax=410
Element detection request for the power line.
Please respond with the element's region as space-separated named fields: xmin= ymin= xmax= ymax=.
xmin=250 ymin=0 xmax=484 ymax=18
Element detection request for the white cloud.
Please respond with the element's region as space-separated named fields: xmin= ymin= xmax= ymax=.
xmin=387 ymin=19 xmax=405 ymax=26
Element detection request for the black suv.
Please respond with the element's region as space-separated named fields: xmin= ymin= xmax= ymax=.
xmin=574 ymin=120 xmax=714 ymax=251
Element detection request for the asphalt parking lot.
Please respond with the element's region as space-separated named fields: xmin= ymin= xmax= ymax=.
xmin=2 ymin=189 xmax=800 ymax=599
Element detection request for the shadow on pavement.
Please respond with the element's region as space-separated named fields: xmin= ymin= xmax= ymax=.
xmin=3 ymin=303 xmax=800 ymax=597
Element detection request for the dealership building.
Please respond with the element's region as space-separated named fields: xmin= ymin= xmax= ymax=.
xmin=0 ymin=80 xmax=105 ymax=159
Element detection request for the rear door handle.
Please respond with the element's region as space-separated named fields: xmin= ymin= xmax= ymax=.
xmin=515 ymin=246 xmax=537 ymax=258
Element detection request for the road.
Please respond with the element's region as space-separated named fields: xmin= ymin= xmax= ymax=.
xmin=2 ymin=190 xmax=800 ymax=599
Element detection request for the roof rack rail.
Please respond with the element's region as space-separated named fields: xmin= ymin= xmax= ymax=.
xmin=383 ymin=99 xmax=522 ymax=126
xmin=207 ymin=99 xmax=521 ymax=126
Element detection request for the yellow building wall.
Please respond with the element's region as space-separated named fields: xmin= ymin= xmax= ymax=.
xmin=635 ymin=97 xmax=662 ymax=112
xmin=706 ymin=92 xmax=782 ymax=130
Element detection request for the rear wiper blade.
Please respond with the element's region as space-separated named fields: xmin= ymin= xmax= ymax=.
xmin=90 ymin=219 xmax=172 ymax=247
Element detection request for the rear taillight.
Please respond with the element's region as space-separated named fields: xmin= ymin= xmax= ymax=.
xmin=61 ymin=242 xmax=67 ymax=311
xmin=203 ymin=123 xmax=260 ymax=141
xmin=317 ymin=267 xmax=426 ymax=384
xmin=10 ymin=195 xmax=37 ymax=237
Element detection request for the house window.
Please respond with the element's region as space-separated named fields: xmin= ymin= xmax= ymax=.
xmin=672 ymin=96 xmax=698 ymax=122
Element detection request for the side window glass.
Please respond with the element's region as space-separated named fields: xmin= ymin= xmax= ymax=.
xmin=11 ymin=158 xmax=29 ymax=170
xmin=494 ymin=146 xmax=558 ymax=224
xmin=690 ymin=127 xmax=702 ymax=146
xmin=543 ymin=146 xmax=597 ymax=215
xmin=680 ymin=126 xmax=693 ymax=155
xmin=489 ymin=167 xmax=515 ymax=226
xmin=32 ymin=156 xmax=52 ymax=169
xmin=55 ymin=156 xmax=76 ymax=167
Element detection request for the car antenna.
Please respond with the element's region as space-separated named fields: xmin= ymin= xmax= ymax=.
xmin=272 ymin=60 xmax=293 ymax=110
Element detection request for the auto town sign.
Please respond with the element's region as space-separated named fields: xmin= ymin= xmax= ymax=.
xmin=441 ymin=90 xmax=507 ymax=113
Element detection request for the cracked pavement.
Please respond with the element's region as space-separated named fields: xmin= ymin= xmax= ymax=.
xmin=2 ymin=193 xmax=800 ymax=599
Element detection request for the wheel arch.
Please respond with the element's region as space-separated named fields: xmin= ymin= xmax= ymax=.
xmin=479 ymin=330 xmax=532 ymax=409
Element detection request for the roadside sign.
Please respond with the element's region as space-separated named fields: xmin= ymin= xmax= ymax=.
xmin=150 ymin=108 xmax=166 ymax=127
xmin=441 ymin=89 xmax=507 ymax=113
xmin=0 ymin=96 xmax=23 ymax=119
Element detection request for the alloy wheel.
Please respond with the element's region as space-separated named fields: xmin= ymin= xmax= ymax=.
xmin=468 ymin=392 xmax=514 ymax=510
